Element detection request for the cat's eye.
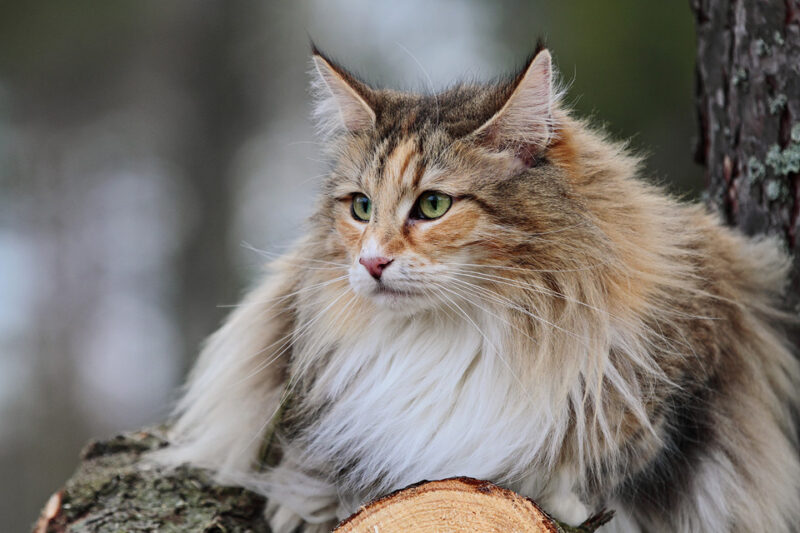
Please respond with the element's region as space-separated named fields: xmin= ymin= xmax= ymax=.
xmin=413 ymin=191 xmax=452 ymax=220
xmin=351 ymin=193 xmax=372 ymax=221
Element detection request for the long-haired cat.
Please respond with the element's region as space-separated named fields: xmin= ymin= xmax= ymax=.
xmin=159 ymin=45 xmax=800 ymax=532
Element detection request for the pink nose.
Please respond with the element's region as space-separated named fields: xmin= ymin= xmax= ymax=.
xmin=359 ymin=256 xmax=393 ymax=280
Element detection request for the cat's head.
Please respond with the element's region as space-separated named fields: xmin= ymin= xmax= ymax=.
xmin=309 ymin=46 xmax=611 ymax=312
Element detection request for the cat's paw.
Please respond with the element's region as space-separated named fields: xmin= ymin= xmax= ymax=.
xmin=266 ymin=500 xmax=302 ymax=533
xmin=266 ymin=499 xmax=336 ymax=533
xmin=538 ymin=490 xmax=590 ymax=527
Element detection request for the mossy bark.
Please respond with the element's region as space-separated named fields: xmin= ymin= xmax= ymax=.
xmin=32 ymin=430 xmax=270 ymax=533
xmin=691 ymin=0 xmax=800 ymax=319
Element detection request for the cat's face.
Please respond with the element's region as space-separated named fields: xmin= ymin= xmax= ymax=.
xmin=310 ymin=47 xmax=581 ymax=312
xmin=333 ymin=137 xmax=511 ymax=310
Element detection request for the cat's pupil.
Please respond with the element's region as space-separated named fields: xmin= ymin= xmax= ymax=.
xmin=352 ymin=194 xmax=371 ymax=221
xmin=416 ymin=191 xmax=451 ymax=219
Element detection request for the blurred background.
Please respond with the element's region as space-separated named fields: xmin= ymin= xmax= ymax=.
xmin=0 ymin=1 xmax=698 ymax=529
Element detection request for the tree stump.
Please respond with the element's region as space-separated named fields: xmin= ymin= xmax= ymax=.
xmin=334 ymin=478 xmax=612 ymax=533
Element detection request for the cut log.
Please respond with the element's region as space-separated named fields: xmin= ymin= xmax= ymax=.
xmin=334 ymin=477 xmax=613 ymax=533
xmin=33 ymin=431 xmax=611 ymax=532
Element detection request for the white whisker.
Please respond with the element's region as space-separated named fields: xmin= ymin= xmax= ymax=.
xmin=242 ymin=241 xmax=350 ymax=268
xmin=396 ymin=41 xmax=439 ymax=125
xmin=218 ymin=275 xmax=349 ymax=309
xmin=246 ymin=291 xmax=358 ymax=453
xmin=429 ymin=284 xmax=537 ymax=409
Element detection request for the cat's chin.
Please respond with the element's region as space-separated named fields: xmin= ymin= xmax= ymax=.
xmin=363 ymin=284 xmax=432 ymax=313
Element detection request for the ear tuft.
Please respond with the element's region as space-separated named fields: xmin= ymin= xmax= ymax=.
xmin=473 ymin=49 xmax=558 ymax=163
xmin=310 ymin=50 xmax=376 ymax=139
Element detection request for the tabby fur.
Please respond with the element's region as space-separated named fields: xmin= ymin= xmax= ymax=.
xmin=158 ymin=46 xmax=800 ymax=532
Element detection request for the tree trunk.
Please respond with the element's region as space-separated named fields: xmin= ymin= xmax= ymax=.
xmin=691 ymin=0 xmax=800 ymax=320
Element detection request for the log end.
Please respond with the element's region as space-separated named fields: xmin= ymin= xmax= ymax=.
xmin=334 ymin=477 xmax=612 ymax=533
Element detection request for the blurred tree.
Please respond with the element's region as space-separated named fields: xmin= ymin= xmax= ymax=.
xmin=0 ymin=3 xmax=257 ymax=529
xmin=692 ymin=0 xmax=800 ymax=321
xmin=169 ymin=1 xmax=256 ymax=372
xmin=488 ymin=0 xmax=699 ymax=194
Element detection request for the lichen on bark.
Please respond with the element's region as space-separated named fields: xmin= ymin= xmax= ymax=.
xmin=33 ymin=430 xmax=270 ymax=533
xmin=692 ymin=0 xmax=800 ymax=318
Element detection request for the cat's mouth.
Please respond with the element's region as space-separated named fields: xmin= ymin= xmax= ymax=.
xmin=372 ymin=284 xmax=419 ymax=298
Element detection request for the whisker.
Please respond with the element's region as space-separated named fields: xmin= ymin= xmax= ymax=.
xmin=442 ymin=279 xmax=539 ymax=345
xmin=250 ymin=292 xmax=359 ymax=451
xmin=395 ymin=41 xmax=439 ymax=125
xmin=450 ymin=269 xmax=695 ymax=361
xmin=218 ymin=275 xmax=349 ymax=309
xmin=286 ymin=140 xmax=324 ymax=147
xmin=451 ymin=266 xmax=718 ymax=325
xmin=289 ymin=292 xmax=361 ymax=389
xmin=241 ymin=241 xmax=350 ymax=268
xmin=440 ymin=259 xmax=615 ymax=274
xmin=429 ymin=285 xmax=538 ymax=408
xmin=237 ymin=287 xmax=353 ymax=386
xmin=467 ymin=218 xmax=596 ymax=239
xmin=445 ymin=272 xmax=594 ymax=348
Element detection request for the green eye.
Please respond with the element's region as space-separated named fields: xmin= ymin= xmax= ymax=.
xmin=414 ymin=191 xmax=452 ymax=220
xmin=351 ymin=193 xmax=372 ymax=221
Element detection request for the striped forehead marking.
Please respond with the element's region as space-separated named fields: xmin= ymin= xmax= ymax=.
xmin=383 ymin=137 xmax=419 ymax=187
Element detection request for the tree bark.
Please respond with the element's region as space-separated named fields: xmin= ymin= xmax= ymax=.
xmin=692 ymin=0 xmax=800 ymax=319
xmin=32 ymin=430 xmax=270 ymax=533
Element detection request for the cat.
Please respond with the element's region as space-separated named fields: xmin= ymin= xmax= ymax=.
xmin=157 ymin=45 xmax=800 ymax=532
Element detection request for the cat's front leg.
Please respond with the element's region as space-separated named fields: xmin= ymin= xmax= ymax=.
xmin=264 ymin=455 xmax=341 ymax=533
xmin=519 ymin=468 xmax=591 ymax=527
xmin=266 ymin=499 xmax=338 ymax=533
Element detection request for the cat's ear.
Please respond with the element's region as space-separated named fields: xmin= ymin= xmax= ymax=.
xmin=472 ymin=48 xmax=556 ymax=164
xmin=310 ymin=48 xmax=376 ymax=138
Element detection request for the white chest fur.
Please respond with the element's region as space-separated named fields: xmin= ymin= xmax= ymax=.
xmin=288 ymin=308 xmax=578 ymax=516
